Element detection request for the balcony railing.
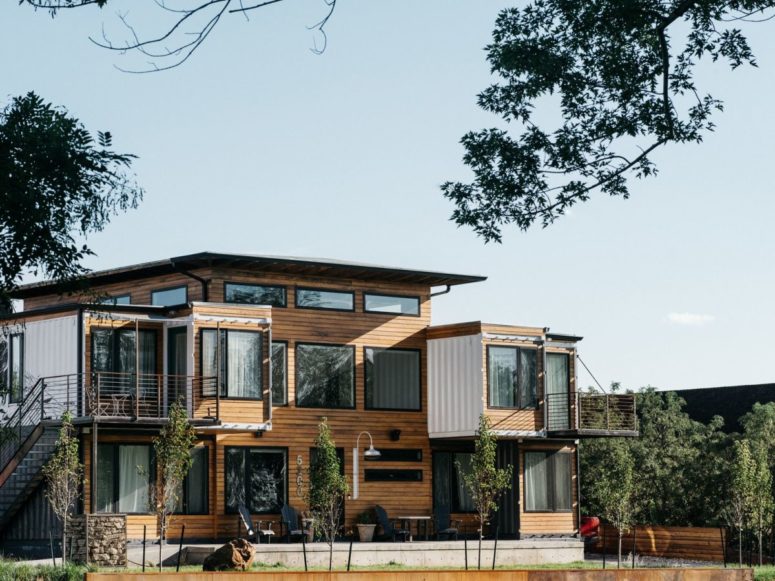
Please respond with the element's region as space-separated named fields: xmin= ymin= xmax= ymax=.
xmin=545 ymin=392 xmax=638 ymax=435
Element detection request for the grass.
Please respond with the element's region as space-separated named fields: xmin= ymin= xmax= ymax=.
xmin=0 ymin=560 xmax=91 ymax=581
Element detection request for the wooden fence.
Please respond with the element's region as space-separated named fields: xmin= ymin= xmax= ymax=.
xmin=592 ymin=525 xmax=727 ymax=562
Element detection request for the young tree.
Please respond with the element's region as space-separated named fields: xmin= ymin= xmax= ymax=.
xmin=149 ymin=402 xmax=196 ymax=571
xmin=461 ymin=414 xmax=511 ymax=570
xmin=749 ymin=444 xmax=773 ymax=566
xmin=584 ymin=438 xmax=636 ymax=568
xmin=0 ymin=92 xmax=142 ymax=310
xmin=42 ymin=411 xmax=84 ymax=566
xmin=306 ymin=419 xmax=348 ymax=572
xmin=725 ymin=439 xmax=757 ymax=567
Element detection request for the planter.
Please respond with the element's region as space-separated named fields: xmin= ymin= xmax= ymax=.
xmin=356 ymin=524 xmax=376 ymax=542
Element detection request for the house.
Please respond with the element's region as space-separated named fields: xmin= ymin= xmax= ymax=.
xmin=0 ymin=252 xmax=637 ymax=547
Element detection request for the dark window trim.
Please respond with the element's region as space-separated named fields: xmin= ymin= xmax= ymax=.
xmin=294 ymin=286 xmax=355 ymax=312
xmin=431 ymin=451 xmax=477 ymax=514
xmin=363 ymin=292 xmax=421 ymax=317
xmin=223 ymin=281 xmax=287 ymax=308
xmin=271 ymin=340 xmax=289 ymax=407
xmin=98 ymin=293 xmax=131 ymax=305
xmin=485 ymin=344 xmax=540 ymax=411
xmin=8 ymin=333 xmax=23 ymax=404
xmin=151 ymin=284 xmax=189 ymax=306
xmin=523 ymin=450 xmax=574 ymax=514
xmin=363 ymin=346 xmax=422 ymax=412
xmin=90 ymin=327 xmax=160 ymax=375
xmin=364 ymin=448 xmax=422 ymax=462
xmin=181 ymin=445 xmax=210 ymax=515
xmin=97 ymin=442 xmax=155 ymax=515
xmin=224 ymin=446 xmax=288 ymax=515
xmin=199 ymin=329 xmax=264 ymax=401
xmin=364 ymin=469 xmax=423 ymax=482
xmin=294 ymin=342 xmax=356 ymax=410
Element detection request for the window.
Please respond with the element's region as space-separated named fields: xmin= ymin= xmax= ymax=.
xmin=176 ymin=446 xmax=209 ymax=515
xmin=364 ymin=347 xmax=421 ymax=410
xmin=225 ymin=283 xmax=286 ymax=307
xmin=225 ymin=447 xmax=286 ymax=514
xmin=364 ymin=469 xmax=422 ymax=482
xmin=364 ymin=293 xmax=420 ymax=316
xmin=91 ymin=328 xmax=157 ymax=393
xmin=96 ymin=443 xmax=152 ymax=513
xmin=487 ymin=346 xmax=537 ymax=409
xmin=367 ymin=449 xmax=422 ymax=462
xmin=98 ymin=294 xmax=131 ymax=305
xmin=295 ymin=288 xmax=354 ymax=311
xmin=433 ymin=452 xmax=475 ymax=512
xmin=524 ymin=451 xmax=573 ymax=512
xmin=271 ymin=342 xmax=287 ymax=405
xmin=201 ymin=329 xmax=263 ymax=399
xmin=151 ymin=285 xmax=187 ymax=306
xmin=0 ymin=334 xmax=24 ymax=404
xmin=295 ymin=343 xmax=355 ymax=409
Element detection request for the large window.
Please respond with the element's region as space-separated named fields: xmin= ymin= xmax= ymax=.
xmin=151 ymin=285 xmax=188 ymax=306
xmin=91 ymin=328 xmax=157 ymax=393
xmin=271 ymin=342 xmax=287 ymax=405
xmin=364 ymin=293 xmax=420 ymax=316
xmin=364 ymin=347 xmax=420 ymax=410
xmin=295 ymin=288 xmax=354 ymax=311
xmin=225 ymin=283 xmax=286 ymax=307
xmin=96 ymin=443 xmax=152 ymax=513
xmin=0 ymin=333 xmax=24 ymax=404
xmin=433 ymin=452 xmax=475 ymax=512
xmin=524 ymin=451 xmax=572 ymax=512
xmin=225 ymin=447 xmax=286 ymax=514
xmin=295 ymin=343 xmax=355 ymax=409
xmin=487 ymin=346 xmax=537 ymax=409
xmin=176 ymin=446 xmax=209 ymax=515
xmin=201 ymin=329 xmax=263 ymax=399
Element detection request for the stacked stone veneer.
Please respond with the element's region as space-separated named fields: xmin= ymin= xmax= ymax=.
xmin=67 ymin=514 xmax=127 ymax=567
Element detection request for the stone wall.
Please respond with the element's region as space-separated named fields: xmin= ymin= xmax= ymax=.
xmin=67 ymin=514 xmax=127 ymax=567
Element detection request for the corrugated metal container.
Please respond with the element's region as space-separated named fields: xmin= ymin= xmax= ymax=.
xmin=1 ymin=482 xmax=61 ymax=541
xmin=428 ymin=334 xmax=483 ymax=438
xmin=24 ymin=315 xmax=78 ymax=381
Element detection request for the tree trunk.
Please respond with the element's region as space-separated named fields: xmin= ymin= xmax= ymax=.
xmin=617 ymin=531 xmax=622 ymax=568
xmin=739 ymin=525 xmax=743 ymax=567
xmin=328 ymin=540 xmax=333 ymax=572
xmin=759 ymin=530 xmax=763 ymax=566
xmin=61 ymin=515 xmax=67 ymax=567
xmin=478 ymin=518 xmax=483 ymax=570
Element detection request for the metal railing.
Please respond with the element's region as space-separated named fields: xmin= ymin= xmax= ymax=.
xmin=544 ymin=392 xmax=637 ymax=433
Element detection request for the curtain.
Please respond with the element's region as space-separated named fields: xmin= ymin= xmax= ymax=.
xmin=227 ymin=331 xmax=262 ymax=398
xmin=433 ymin=453 xmax=452 ymax=509
xmin=117 ymin=445 xmax=150 ymax=513
xmin=95 ymin=444 xmax=116 ymax=512
xmin=271 ymin=343 xmax=287 ymax=405
xmin=225 ymin=448 xmax=246 ymax=513
xmin=9 ymin=334 xmax=22 ymax=403
xmin=518 ymin=349 xmax=537 ymax=408
xmin=488 ymin=347 xmax=517 ymax=407
xmin=546 ymin=354 xmax=570 ymax=430
xmin=185 ymin=447 xmax=208 ymax=514
xmin=454 ymin=453 xmax=475 ymax=512
xmin=553 ymin=453 xmax=572 ymax=510
xmin=366 ymin=349 xmax=420 ymax=410
xmin=525 ymin=452 xmax=549 ymax=511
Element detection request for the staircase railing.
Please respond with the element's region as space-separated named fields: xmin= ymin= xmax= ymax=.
xmin=0 ymin=377 xmax=48 ymax=476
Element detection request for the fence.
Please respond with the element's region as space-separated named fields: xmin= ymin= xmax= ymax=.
xmin=592 ymin=524 xmax=726 ymax=562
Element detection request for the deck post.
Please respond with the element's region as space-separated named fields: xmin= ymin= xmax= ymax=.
xmin=91 ymin=421 xmax=98 ymax=513
xmin=605 ymin=395 xmax=610 ymax=431
xmin=215 ymin=322 xmax=221 ymax=421
xmin=135 ymin=320 xmax=140 ymax=418
xmin=40 ymin=379 xmax=45 ymax=422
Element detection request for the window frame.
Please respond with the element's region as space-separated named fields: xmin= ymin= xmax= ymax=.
xmin=199 ymin=329 xmax=264 ymax=401
xmin=363 ymin=292 xmax=421 ymax=317
xmin=485 ymin=345 xmax=539 ymax=410
xmin=294 ymin=287 xmax=355 ymax=312
xmin=95 ymin=442 xmax=155 ymax=515
xmin=363 ymin=346 xmax=422 ymax=412
xmin=97 ymin=294 xmax=131 ymax=306
xmin=90 ymin=327 xmax=159 ymax=376
xmin=8 ymin=333 xmax=24 ymax=404
xmin=224 ymin=282 xmax=287 ymax=308
xmin=432 ymin=450 xmax=476 ymax=514
xmin=271 ymin=340 xmax=288 ymax=406
xmin=180 ymin=445 xmax=209 ymax=515
xmin=523 ymin=450 xmax=574 ymax=514
xmin=224 ymin=446 xmax=288 ymax=515
xmin=151 ymin=284 xmax=188 ymax=307
xmin=294 ymin=342 xmax=356 ymax=410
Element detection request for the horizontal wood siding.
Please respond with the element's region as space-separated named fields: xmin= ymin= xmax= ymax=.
xmin=594 ymin=524 xmax=727 ymax=562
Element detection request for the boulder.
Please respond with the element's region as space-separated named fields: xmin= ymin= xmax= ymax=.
xmin=202 ymin=539 xmax=255 ymax=572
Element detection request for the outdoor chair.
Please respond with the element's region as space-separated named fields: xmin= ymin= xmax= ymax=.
xmin=280 ymin=504 xmax=306 ymax=543
xmin=433 ymin=504 xmax=460 ymax=541
xmin=236 ymin=503 xmax=275 ymax=544
xmin=374 ymin=505 xmax=410 ymax=542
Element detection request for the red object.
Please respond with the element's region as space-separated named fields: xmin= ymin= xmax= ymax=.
xmin=580 ymin=516 xmax=600 ymax=538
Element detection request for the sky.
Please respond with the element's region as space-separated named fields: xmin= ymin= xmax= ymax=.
xmin=2 ymin=1 xmax=774 ymax=391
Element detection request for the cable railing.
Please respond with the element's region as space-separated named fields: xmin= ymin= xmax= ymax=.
xmin=544 ymin=392 xmax=637 ymax=433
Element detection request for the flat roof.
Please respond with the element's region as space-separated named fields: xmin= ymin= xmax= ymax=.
xmin=12 ymin=251 xmax=487 ymax=299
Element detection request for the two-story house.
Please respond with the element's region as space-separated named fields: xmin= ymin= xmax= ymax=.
xmin=0 ymin=252 xmax=636 ymax=546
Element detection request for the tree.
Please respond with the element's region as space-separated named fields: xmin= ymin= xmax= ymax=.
xmin=461 ymin=414 xmax=511 ymax=570
xmin=149 ymin=401 xmax=196 ymax=571
xmin=306 ymin=419 xmax=347 ymax=572
xmin=0 ymin=92 xmax=142 ymax=310
xmin=41 ymin=411 xmax=84 ymax=567
xmin=442 ymin=1 xmax=768 ymax=240
xmin=725 ymin=439 xmax=757 ymax=567
xmin=749 ymin=443 xmax=773 ymax=566
xmin=21 ymin=0 xmax=337 ymax=73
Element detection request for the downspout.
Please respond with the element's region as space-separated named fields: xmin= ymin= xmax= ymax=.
xmin=429 ymin=285 xmax=451 ymax=298
xmin=575 ymin=441 xmax=582 ymax=537
xmin=171 ymin=262 xmax=210 ymax=302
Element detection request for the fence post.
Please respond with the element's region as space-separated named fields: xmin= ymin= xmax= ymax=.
xmin=602 ymin=525 xmax=607 ymax=569
xmin=347 ymin=539 xmax=353 ymax=571
xmin=176 ymin=525 xmax=185 ymax=572
xmin=631 ymin=527 xmax=636 ymax=568
xmin=302 ymin=535 xmax=308 ymax=571
xmin=142 ymin=525 xmax=147 ymax=572
xmin=464 ymin=525 xmax=468 ymax=571
xmin=492 ymin=525 xmax=499 ymax=570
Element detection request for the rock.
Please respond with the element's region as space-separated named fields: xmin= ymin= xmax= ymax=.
xmin=202 ymin=539 xmax=255 ymax=572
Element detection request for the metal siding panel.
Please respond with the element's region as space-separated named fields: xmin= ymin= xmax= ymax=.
xmin=24 ymin=316 xmax=78 ymax=381
xmin=1 ymin=483 xmax=61 ymax=541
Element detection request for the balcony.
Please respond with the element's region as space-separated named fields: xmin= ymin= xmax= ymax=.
xmin=546 ymin=392 xmax=638 ymax=436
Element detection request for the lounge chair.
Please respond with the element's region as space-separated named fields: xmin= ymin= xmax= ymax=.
xmin=374 ymin=505 xmax=410 ymax=542
xmin=280 ymin=504 xmax=306 ymax=543
xmin=433 ymin=504 xmax=460 ymax=541
xmin=236 ymin=503 xmax=275 ymax=544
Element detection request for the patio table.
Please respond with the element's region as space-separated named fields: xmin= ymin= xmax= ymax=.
xmin=397 ymin=515 xmax=431 ymax=541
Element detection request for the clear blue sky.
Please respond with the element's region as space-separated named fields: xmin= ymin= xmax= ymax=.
xmin=2 ymin=1 xmax=772 ymax=391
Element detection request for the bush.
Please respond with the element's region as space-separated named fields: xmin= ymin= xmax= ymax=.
xmin=0 ymin=559 xmax=89 ymax=581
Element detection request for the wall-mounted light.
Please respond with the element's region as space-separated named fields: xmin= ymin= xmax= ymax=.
xmin=390 ymin=429 xmax=401 ymax=442
xmin=352 ymin=431 xmax=380 ymax=500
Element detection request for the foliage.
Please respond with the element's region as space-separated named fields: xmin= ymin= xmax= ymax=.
xmin=749 ymin=443 xmax=774 ymax=566
xmin=0 ymin=92 xmax=142 ymax=310
xmin=461 ymin=413 xmax=511 ymax=569
xmin=41 ymin=411 xmax=84 ymax=567
xmin=726 ymin=439 xmax=757 ymax=566
xmin=149 ymin=401 xmax=196 ymax=568
xmin=741 ymin=402 xmax=775 ymax=471
xmin=0 ymin=559 xmax=91 ymax=581
xmin=356 ymin=509 xmax=375 ymax=525
xmin=306 ymin=419 xmax=348 ymax=571
xmin=442 ymin=0 xmax=769 ymax=240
